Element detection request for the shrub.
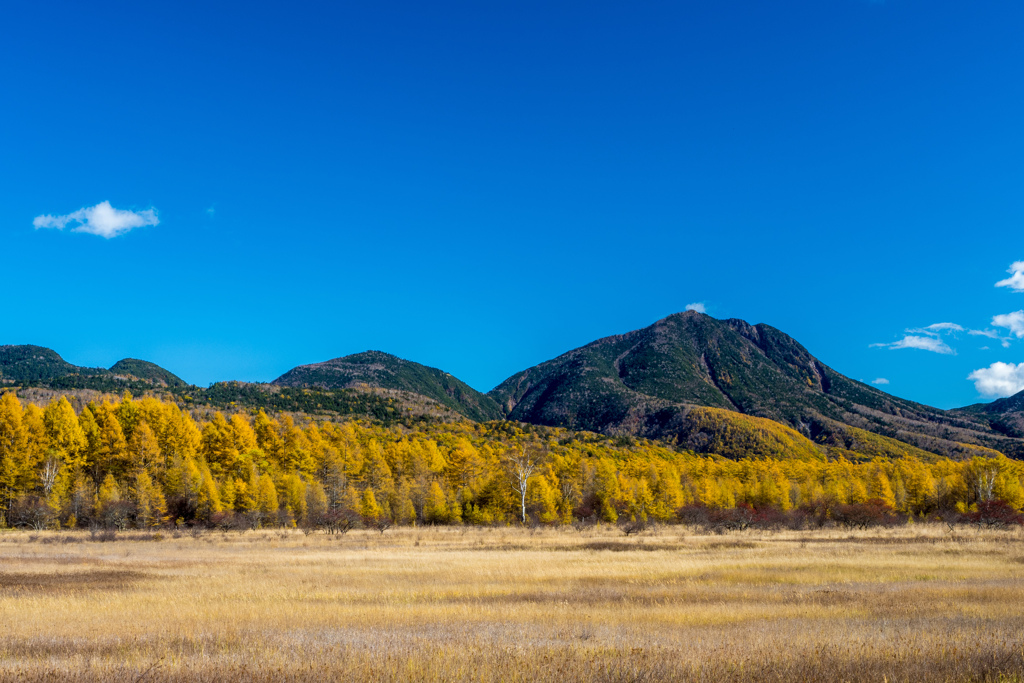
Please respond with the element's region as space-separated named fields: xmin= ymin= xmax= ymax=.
xmin=9 ymin=496 xmax=55 ymax=530
xmin=831 ymin=499 xmax=903 ymax=529
xmin=676 ymin=504 xmax=755 ymax=532
xmin=966 ymin=499 xmax=1024 ymax=528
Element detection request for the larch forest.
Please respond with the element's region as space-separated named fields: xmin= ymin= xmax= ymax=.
xmin=2 ymin=391 xmax=1022 ymax=533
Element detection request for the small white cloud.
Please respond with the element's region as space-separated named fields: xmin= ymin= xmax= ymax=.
xmin=992 ymin=310 xmax=1024 ymax=339
xmin=33 ymin=201 xmax=158 ymax=239
xmin=871 ymin=378 xmax=889 ymax=385
xmin=995 ymin=261 xmax=1024 ymax=292
xmin=684 ymin=302 xmax=706 ymax=314
xmin=968 ymin=362 xmax=1024 ymax=398
xmin=969 ymin=328 xmax=1013 ymax=348
xmin=871 ymin=335 xmax=955 ymax=355
xmin=908 ymin=322 xmax=964 ymax=335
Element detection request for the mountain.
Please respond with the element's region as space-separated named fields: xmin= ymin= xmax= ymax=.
xmin=7 ymin=320 xmax=1021 ymax=461
xmin=0 ymin=345 xmax=107 ymax=382
xmin=956 ymin=391 xmax=1024 ymax=440
xmin=489 ymin=311 xmax=1021 ymax=459
xmin=1 ymin=345 xmax=184 ymax=390
xmin=109 ymin=359 xmax=186 ymax=387
xmin=273 ymin=350 xmax=503 ymax=422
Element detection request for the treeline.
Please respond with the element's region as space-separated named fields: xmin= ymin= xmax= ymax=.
xmin=12 ymin=376 xmax=412 ymax=424
xmin=0 ymin=391 xmax=1022 ymax=532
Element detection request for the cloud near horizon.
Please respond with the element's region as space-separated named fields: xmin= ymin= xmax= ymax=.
xmin=995 ymin=261 xmax=1024 ymax=292
xmin=685 ymin=302 xmax=706 ymax=313
xmin=33 ymin=201 xmax=159 ymax=238
xmin=968 ymin=362 xmax=1024 ymax=398
xmin=871 ymin=378 xmax=889 ymax=385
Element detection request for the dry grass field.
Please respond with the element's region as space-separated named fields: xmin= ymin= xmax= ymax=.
xmin=0 ymin=525 xmax=1022 ymax=682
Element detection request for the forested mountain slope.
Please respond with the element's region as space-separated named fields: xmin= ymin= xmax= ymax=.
xmin=0 ymin=345 xmax=107 ymax=382
xmin=954 ymin=390 xmax=1024 ymax=441
xmin=273 ymin=350 xmax=503 ymax=422
xmin=6 ymin=314 xmax=1022 ymax=463
xmin=489 ymin=311 xmax=1021 ymax=459
xmin=0 ymin=346 xmax=182 ymax=387
xmin=109 ymin=359 xmax=186 ymax=387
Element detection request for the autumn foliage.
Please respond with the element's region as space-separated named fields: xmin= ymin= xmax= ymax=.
xmin=0 ymin=391 xmax=1022 ymax=530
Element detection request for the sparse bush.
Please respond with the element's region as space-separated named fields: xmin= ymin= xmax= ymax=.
xmin=748 ymin=504 xmax=789 ymax=530
xmin=99 ymin=500 xmax=136 ymax=531
xmin=622 ymin=519 xmax=648 ymax=536
xmin=89 ymin=528 xmax=118 ymax=542
xmin=210 ymin=511 xmax=241 ymax=531
xmin=8 ymin=496 xmax=55 ymax=531
xmin=966 ymin=499 xmax=1024 ymax=528
xmin=831 ymin=499 xmax=903 ymax=529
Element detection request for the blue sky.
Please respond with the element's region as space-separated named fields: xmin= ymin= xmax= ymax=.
xmin=2 ymin=0 xmax=1023 ymax=408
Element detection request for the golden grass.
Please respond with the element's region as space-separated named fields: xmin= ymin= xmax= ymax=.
xmin=0 ymin=525 xmax=1022 ymax=682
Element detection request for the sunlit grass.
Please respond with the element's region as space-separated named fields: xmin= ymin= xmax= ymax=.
xmin=0 ymin=524 xmax=1022 ymax=681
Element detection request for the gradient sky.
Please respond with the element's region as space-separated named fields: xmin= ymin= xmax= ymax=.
xmin=2 ymin=0 xmax=1023 ymax=408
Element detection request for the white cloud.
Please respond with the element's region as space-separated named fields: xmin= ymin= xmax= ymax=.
xmin=992 ymin=310 xmax=1024 ymax=339
xmin=969 ymin=329 xmax=1000 ymax=338
xmin=33 ymin=201 xmax=159 ymax=239
xmin=874 ymin=321 xmax=965 ymax=354
xmin=969 ymin=328 xmax=1013 ymax=348
xmin=908 ymin=322 xmax=964 ymax=335
xmin=995 ymin=261 xmax=1024 ymax=292
xmin=870 ymin=335 xmax=955 ymax=354
xmin=968 ymin=362 xmax=1024 ymax=398
xmin=685 ymin=302 xmax=706 ymax=314
xmin=871 ymin=378 xmax=889 ymax=385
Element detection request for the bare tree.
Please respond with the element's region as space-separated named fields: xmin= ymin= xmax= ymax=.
xmin=40 ymin=454 xmax=61 ymax=497
xmin=370 ymin=516 xmax=393 ymax=535
xmin=976 ymin=468 xmax=997 ymax=503
xmin=506 ymin=447 xmax=541 ymax=524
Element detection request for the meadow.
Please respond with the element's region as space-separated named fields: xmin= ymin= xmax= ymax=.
xmin=0 ymin=524 xmax=1022 ymax=682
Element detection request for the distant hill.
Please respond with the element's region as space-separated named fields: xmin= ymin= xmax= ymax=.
xmin=109 ymin=359 xmax=186 ymax=387
xmin=273 ymin=350 xmax=503 ymax=422
xmin=0 ymin=345 xmax=106 ymax=382
xmin=1 ymin=345 xmax=183 ymax=390
xmin=489 ymin=311 xmax=1021 ymax=459
xmin=955 ymin=391 xmax=1024 ymax=440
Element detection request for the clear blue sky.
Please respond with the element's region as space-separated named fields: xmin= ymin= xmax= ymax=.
xmin=2 ymin=1 xmax=1023 ymax=408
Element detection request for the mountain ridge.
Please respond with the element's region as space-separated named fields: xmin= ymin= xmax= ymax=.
xmin=1 ymin=345 xmax=185 ymax=389
xmin=6 ymin=312 xmax=1024 ymax=461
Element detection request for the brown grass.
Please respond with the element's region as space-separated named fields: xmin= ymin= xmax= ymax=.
xmin=0 ymin=524 xmax=1022 ymax=682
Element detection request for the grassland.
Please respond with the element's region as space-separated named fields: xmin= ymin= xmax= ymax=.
xmin=0 ymin=525 xmax=1022 ymax=682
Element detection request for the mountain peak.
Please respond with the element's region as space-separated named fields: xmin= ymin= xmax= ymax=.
xmin=109 ymin=359 xmax=186 ymax=387
xmin=488 ymin=314 xmax=1019 ymax=459
xmin=273 ymin=351 xmax=501 ymax=422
